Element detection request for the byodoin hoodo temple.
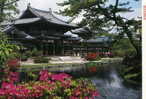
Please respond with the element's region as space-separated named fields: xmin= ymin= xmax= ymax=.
xmin=2 ymin=5 xmax=113 ymax=56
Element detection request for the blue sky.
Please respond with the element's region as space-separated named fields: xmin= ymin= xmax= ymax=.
xmin=129 ymin=0 xmax=141 ymax=9
xmin=17 ymin=0 xmax=141 ymax=22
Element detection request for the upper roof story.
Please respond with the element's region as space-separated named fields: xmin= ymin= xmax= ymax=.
xmin=1 ymin=5 xmax=77 ymax=28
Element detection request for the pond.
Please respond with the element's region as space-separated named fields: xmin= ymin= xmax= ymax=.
xmin=19 ymin=59 xmax=141 ymax=99
xmin=89 ymin=69 xmax=141 ymax=99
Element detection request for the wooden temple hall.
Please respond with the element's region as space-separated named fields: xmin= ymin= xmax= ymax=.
xmin=2 ymin=5 xmax=113 ymax=56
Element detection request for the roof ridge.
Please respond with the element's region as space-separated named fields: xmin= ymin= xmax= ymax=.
xmin=50 ymin=12 xmax=68 ymax=23
xmin=29 ymin=6 xmax=50 ymax=13
xmin=28 ymin=6 xmax=70 ymax=23
xmin=18 ymin=5 xmax=77 ymax=27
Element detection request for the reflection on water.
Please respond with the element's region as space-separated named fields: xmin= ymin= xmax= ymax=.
xmin=90 ymin=69 xmax=141 ymax=99
xmin=105 ymin=70 xmax=123 ymax=88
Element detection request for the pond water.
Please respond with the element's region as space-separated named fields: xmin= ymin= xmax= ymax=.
xmin=19 ymin=59 xmax=141 ymax=99
xmin=89 ymin=69 xmax=141 ymax=99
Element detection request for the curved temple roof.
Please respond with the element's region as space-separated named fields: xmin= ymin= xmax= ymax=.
xmin=1 ymin=5 xmax=77 ymax=28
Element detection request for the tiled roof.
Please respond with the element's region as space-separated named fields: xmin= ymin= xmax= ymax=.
xmin=1 ymin=6 xmax=77 ymax=28
xmin=84 ymin=36 xmax=113 ymax=43
xmin=19 ymin=6 xmax=77 ymax=27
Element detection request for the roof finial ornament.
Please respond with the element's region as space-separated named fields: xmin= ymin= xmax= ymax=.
xmin=27 ymin=3 xmax=31 ymax=8
xmin=49 ymin=8 xmax=52 ymax=13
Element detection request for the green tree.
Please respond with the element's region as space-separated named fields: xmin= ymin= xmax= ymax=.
xmin=0 ymin=32 xmax=19 ymax=67
xmin=58 ymin=0 xmax=141 ymax=58
xmin=58 ymin=0 xmax=142 ymax=87
xmin=0 ymin=0 xmax=19 ymax=82
xmin=0 ymin=0 xmax=19 ymax=22
xmin=0 ymin=0 xmax=19 ymax=66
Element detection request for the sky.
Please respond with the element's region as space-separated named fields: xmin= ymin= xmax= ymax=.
xmin=17 ymin=0 xmax=70 ymax=21
xmin=17 ymin=0 xmax=142 ymax=23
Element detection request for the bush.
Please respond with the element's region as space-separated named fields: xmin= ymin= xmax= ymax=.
xmin=31 ymin=49 xmax=43 ymax=57
xmin=86 ymin=53 xmax=101 ymax=61
xmin=112 ymin=49 xmax=136 ymax=57
xmin=112 ymin=50 xmax=125 ymax=57
xmin=0 ymin=72 xmax=100 ymax=99
xmin=24 ymin=51 xmax=32 ymax=58
xmin=6 ymin=59 xmax=20 ymax=69
xmin=33 ymin=57 xmax=49 ymax=63
xmin=96 ymin=55 xmax=101 ymax=61
xmin=20 ymin=55 xmax=29 ymax=61
xmin=0 ymin=32 xmax=20 ymax=67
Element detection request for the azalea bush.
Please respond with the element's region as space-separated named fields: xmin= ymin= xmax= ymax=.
xmin=0 ymin=32 xmax=20 ymax=83
xmin=86 ymin=53 xmax=101 ymax=61
xmin=0 ymin=70 xmax=100 ymax=99
xmin=6 ymin=58 xmax=20 ymax=69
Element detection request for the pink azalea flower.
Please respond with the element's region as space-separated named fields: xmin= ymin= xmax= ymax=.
xmin=84 ymin=97 xmax=90 ymax=99
xmin=0 ymin=89 xmax=5 ymax=95
xmin=39 ymin=70 xmax=51 ymax=81
xmin=69 ymin=96 xmax=79 ymax=99
xmin=8 ymin=72 xmax=19 ymax=82
xmin=92 ymin=91 xmax=100 ymax=97
xmin=51 ymin=73 xmax=71 ymax=81
xmin=1 ymin=81 xmax=15 ymax=89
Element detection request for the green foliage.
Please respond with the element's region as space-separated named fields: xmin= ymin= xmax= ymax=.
xmin=20 ymin=48 xmax=43 ymax=61
xmin=58 ymin=0 xmax=141 ymax=57
xmin=24 ymin=51 xmax=32 ymax=58
xmin=27 ymin=72 xmax=38 ymax=81
xmin=112 ymin=38 xmax=136 ymax=57
xmin=31 ymin=48 xmax=43 ymax=57
xmin=96 ymin=55 xmax=101 ymax=61
xmin=118 ymin=62 xmax=142 ymax=87
xmin=33 ymin=57 xmax=49 ymax=63
xmin=20 ymin=55 xmax=29 ymax=61
xmin=0 ymin=32 xmax=19 ymax=67
xmin=0 ymin=0 xmax=19 ymax=22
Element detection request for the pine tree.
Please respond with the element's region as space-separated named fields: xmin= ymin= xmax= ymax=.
xmin=58 ymin=0 xmax=142 ymax=86
xmin=0 ymin=0 xmax=19 ymax=22
xmin=58 ymin=0 xmax=141 ymax=58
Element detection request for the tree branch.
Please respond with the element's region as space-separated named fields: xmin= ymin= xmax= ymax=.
xmin=113 ymin=0 xmax=119 ymax=25
xmin=0 ymin=0 xmax=19 ymax=8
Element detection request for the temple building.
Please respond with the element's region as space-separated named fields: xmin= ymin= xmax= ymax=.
xmin=2 ymin=5 xmax=113 ymax=56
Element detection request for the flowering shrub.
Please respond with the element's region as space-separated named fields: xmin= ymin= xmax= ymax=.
xmin=0 ymin=71 xmax=100 ymax=99
xmin=8 ymin=72 xmax=19 ymax=82
xmin=6 ymin=59 xmax=20 ymax=68
xmin=39 ymin=70 xmax=51 ymax=81
xmin=86 ymin=53 xmax=101 ymax=61
xmin=86 ymin=53 xmax=97 ymax=61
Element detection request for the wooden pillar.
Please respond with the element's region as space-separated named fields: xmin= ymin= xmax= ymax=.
xmin=62 ymin=40 xmax=64 ymax=56
xmin=53 ymin=40 xmax=55 ymax=55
